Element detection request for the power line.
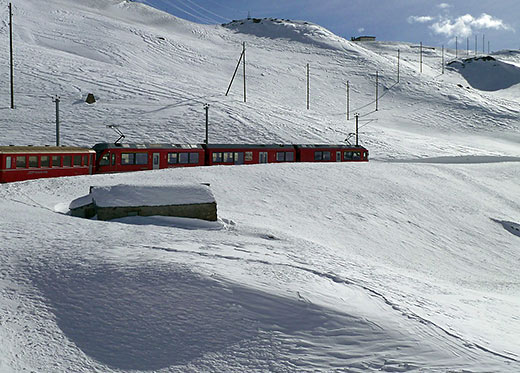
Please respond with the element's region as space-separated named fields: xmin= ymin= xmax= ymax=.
xmin=183 ymin=0 xmax=230 ymax=23
xmin=152 ymin=0 xmax=216 ymax=24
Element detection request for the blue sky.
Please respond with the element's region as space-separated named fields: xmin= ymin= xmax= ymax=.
xmin=137 ymin=0 xmax=518 ymax=52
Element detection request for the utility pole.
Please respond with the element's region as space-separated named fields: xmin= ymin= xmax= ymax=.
xmin=420 ymin=42 xmax=423 ymax=73
xmin=346 ymin=81 xmax=349 ymax=121
xmin=397 ymin=49 xmax=400 ymax=83
xmin=355 ymin=113 xmax=359 ymax=146
xmin=375 ymin=71 xmax=378 ymax=111
xmin=442 ymin=45 xmax=444 ymax=74
xmin=306 ymin=63 xmax=310 ymax=110
xmin=483 ymin=34 xmax=485 ymax=54
xmin=242 ymin=42 xmax=246 ymax=103
xmin=475 ymin=35 xmax=477 ymax=56
xmin=9 ymin=3 xmax=14 ymax=109
xmin=204 ymin=103 xmax=209 ymax=144
xmin=456 ymin=37 xmax=458 ymax=58
xmin=53 ymin=96 xmax=60 ymax=146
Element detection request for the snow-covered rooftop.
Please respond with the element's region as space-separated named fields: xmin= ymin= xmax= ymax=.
xmin=69 ymin=184 xmax=215 ymax=209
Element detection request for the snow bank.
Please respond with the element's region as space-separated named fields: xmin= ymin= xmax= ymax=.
xmin=447 ymin=56 xmax=520 ymax=91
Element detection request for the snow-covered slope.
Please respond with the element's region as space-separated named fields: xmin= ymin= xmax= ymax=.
xmin=0 ymin=1 xmax=519 ymax=372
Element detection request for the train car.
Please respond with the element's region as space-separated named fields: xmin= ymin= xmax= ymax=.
xmin=0 ymin=145 xmax=95 ymax=183
xmin=203 ymin=144 xmax=297 ymax=166
xmin=295 ymin=144 xmax=369 ymax=163
xmin=92 ymin=143 xmax=205 ymax=174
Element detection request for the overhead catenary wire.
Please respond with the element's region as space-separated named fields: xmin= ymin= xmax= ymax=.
xmin=183 ymin=0 xmax=230 ymax=23
xmin=152 ymin=0 xmax=217 ymax=24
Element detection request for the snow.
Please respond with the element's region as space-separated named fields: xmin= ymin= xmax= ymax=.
xmin=0 ymin=0 xmax=520 ymax=372
xmin=69 ymin=184 xmax=215 ymax=209
xmin=447 ymin=56 xmax=520 ymax=91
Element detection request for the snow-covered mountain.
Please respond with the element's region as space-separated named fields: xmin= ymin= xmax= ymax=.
xmin=1 ymin=0 xmax=519 ymax=372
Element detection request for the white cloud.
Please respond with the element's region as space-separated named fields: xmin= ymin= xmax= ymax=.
xmin=357 ymin=27 xmax=365 ymax=33
xmin=430 ymin=13 xmax=513 ymax=37
xmin=407 ymin=15 xmax=434 ymax=24
xmin=438 ymin=3 xmax=451 ymax=9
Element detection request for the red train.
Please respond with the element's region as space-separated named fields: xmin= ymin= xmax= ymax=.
xmin=1 ymin=143 xmax=368 ymax=183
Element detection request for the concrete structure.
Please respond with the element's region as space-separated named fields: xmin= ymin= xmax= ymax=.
xmin=70 ymin=184 xmax=217 ymax=221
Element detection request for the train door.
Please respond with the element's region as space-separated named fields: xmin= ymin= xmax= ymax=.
xmin=259 ymin=152 xmax=268 ymax=163
xmin=234 ymin=152 xmax=244 ymax=165
xmin=336 ymin=151 xmax=341 ymax=162
xmin=152 ymin=153 xmax=160 ymax=169
xmin=89 ymin=154 xmax=94 ymax=174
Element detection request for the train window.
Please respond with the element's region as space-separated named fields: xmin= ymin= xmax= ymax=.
xmin=245 ymin=152 xmax=253 ymax=161
xmin=276 ymin=152 xmax=285 ymax=161
xmin=121 ymin=153 xmax=135 ymax=165
xmin=83 ymin=155 xmax=88 ymax=165
xmin=16 ymin=156 xmax=27 ymax=168
xmin=353 ymin=152 xmax=361 ymax=160
xmin=168 ymin=153 xmax=178 ymax=164
xmin=189 ymin=153 xmax=199 ymax=164
xmin=286 ymin=152 xmax=294 ymax=161
xmin=73 ymin=155 xmax=82 ymax=166
xmin=179 ymin=153 xmax=189 ymax=164
xmin=29 ymin=156 xmax=38 ymax=168
xmin=41 ymin=156 xmax=50 ymax=168
xmin=52 ymin=156 xmax=60 ymax=167
xmin=135 ymin=153 xmax=148 ymax=165
xmin=344 ymin=151 xmax=353 ymax=160
xmin=323 ymin=151 xmax=331 ymax=161
xmin=99 ymin=154 xmax=110 ymax=166
xmin=6 ymin=156 xmax=11 ymax=169
xmin=111 ymin=153 xmax=116 ymax=166
xmin=314 ymin=151 xmax=322 ymax=161
xmin=63 ymin=156 xmax=72 ymax=167
xmin=212 ymin=152 xmax=222 ymax=163
xmin=223 ymin=152 xmax=233 ymax=163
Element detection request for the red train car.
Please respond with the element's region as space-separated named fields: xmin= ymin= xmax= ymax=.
xmin=203 ymin=144 xmax=296 ymax=166
xmin=296 ymin=144 xmax=368 ymax=162
xmin=92 ymin=143 xmax=205 ymax=174
xmin=0 ymin=146 xmax=95 ymax=183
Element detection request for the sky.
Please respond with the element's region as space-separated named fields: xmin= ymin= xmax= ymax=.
xmin=136 ymin=0 xmax=519 ymax=52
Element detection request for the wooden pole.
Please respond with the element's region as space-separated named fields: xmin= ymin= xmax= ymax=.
xmin=442 ymin=45 xmax=444 ymax=74
xmin=420 ymin=42 xmax=423 ymax=73
xmin=346 ymin=81 xmax=349 ymax=121
xmin=9 ymin=3 xmax=14 ymax=109
xmin=397 ymin=49 xmax=400 ymax=83
xmin=204 ymin=104 xmax=209 ymax=144
xmin=53 ymin=96 xmax=60 ymax=146
xmin=306 ymin=63 xmax=310 ymax=110
xmin=375 ymin=71 xmax=378 ymax=111
xmin=355 ymin=113 xmax=359 ymax=146
xmin=242 ymin=42 xmax=246 ymax=103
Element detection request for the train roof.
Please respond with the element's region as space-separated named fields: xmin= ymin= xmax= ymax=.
xmin=0 ymin=145 xmax=94 ymax=154
xmin=204 ymin=144 xmax=295 ymax=149
xmin=296 ymin=144 xmax=368 ymax=150
xmin=92 ymin=143 xmax=203 ymax=151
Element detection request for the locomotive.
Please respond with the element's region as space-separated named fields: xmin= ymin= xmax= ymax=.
xmin=0 ymin=142 xmax=368 ymax=183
